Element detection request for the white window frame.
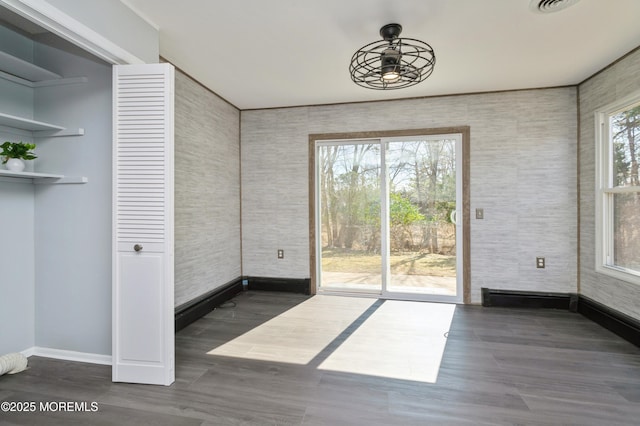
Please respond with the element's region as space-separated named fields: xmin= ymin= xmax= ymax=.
xmin=595 ymin=89 xmax=640 ymax=285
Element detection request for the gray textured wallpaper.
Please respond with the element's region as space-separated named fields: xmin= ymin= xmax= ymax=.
xmin=174 ymin=70 xmax=241 ymax=307
xmin=579 ymin=48 xmax=640 ymax=320
xmin=241 ymin=88 xmax=578 ymax=303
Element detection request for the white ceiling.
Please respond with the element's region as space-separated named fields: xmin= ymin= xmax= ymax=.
xmin=122 ymin=0 xmax=640 ymax=110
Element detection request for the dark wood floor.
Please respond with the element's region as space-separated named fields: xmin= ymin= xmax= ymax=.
xmin=2 ymin=290 xmax=640 ymax=425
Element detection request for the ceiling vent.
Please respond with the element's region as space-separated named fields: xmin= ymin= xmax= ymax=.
xmin=529 ymin=0 xmax=581 ymax=13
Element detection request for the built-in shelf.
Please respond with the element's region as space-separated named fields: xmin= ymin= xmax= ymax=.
xmin=0 ymin=50 xmax=85 ymax=138
xmin=0 ymin=112 xmax=64 ymax=131
xmin=0 ymin=50 xmax=62 ymax=82
xmin=0 ymin=70 xmax=88 ymax=88
xmin=0 ymin=169 xmax=88 ymax=184
xmin=0 ymin=112 xmax=84 ymax=137
xmin=0 ymin=50 xmax=86 ymax=184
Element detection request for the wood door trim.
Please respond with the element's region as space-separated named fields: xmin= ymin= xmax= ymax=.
xmin=309 ymin=127 xmax=471 ymax=303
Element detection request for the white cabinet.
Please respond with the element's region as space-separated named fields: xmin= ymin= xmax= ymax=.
xmin=0 ymin=49 xmax=86 ymax=184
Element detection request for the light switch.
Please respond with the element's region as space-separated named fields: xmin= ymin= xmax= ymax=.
xmin=476 ymin=208 xmax=484 ymax=219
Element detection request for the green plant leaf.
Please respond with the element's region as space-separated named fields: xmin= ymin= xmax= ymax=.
xmin=0 ymin=141 xmax=37 ymax=161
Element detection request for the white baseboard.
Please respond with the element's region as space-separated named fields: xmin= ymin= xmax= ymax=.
xmin=23 ymin=347 xmax=112 ymax=366
xmin=20 ymin=347 xmax=36 ymax=357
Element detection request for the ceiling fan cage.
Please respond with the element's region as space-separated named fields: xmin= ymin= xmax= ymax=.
xmin=349 ymin=31 xmax=436 ymax=90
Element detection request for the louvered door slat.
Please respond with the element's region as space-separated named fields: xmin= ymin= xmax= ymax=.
xmin=115 ymin=62 xmax=170 ymax=252
xmin=112 ymin=63 xmax=175 ymax=387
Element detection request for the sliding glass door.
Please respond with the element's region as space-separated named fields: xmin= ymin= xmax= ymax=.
xmin=385 ymin=137 xmax=460 ymax=299
xmin=317 ymin=141 xmax=383 ymax=293
xmin=316 ymin=134 xmax=462 ymax=302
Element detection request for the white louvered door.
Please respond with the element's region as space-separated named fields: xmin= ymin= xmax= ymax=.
xmin=112 ymin=63 xmax=175 ymax=385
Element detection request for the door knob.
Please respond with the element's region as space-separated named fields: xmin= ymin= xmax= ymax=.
xmin=134 ymin=244 xmax=143 ymax=252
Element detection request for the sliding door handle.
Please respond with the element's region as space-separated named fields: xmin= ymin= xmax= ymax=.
xmin=450 ymin=210 xmax=457 ymax=225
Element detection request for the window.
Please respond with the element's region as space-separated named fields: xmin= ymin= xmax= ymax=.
xmin=596 ymin=91 xmax=640 ymax=283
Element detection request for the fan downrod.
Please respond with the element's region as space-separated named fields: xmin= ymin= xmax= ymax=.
xmin=379 ymin=23 xmax=402 ymax=41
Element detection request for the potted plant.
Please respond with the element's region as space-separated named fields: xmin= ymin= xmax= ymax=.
xmin=1 ymin=141 xmax=37 ymax=172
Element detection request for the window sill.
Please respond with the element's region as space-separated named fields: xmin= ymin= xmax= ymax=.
xmin=596 ymin=264 xmax=640 ymax=286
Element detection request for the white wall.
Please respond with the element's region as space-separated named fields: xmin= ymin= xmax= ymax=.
xmin=0 ymin=25 xmax=37 ymax=355
xmin=0 ymin=25 xmax=33 ymax=117
xmin=241 ymin=88 xmax=578 ymax=303
xmin=32 ymin=34 xmax=113 ymax=355
xmin=0 ymin=182 xmax=35 ymax=355
xmin=579 ymin=47 xmax=640 ymax=320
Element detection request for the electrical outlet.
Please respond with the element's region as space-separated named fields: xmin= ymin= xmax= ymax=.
xmin=277 ymin=249 xmax=284 ymax=259
xmin=536 ymin=257 xmax=545 ymax=268
xmin=476 ymin=208 xmax=484 ymax=219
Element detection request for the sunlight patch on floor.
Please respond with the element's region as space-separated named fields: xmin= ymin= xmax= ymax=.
xmin=207 ymin=296 xmax=376 ymax=364
xmin=207 ymin=295 xmax=455 ymax=383
xmin=318 ymin=301 xmax=455 ymax=383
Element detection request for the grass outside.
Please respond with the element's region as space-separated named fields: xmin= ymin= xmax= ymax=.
xmin=321 ymin=248 xmax=456 ymax=277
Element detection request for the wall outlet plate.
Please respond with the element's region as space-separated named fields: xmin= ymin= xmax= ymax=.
xmin=277 ymin=249 xmax=284 ymax=259
xmin=536 ymin=257 xmax=545 ymax=268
